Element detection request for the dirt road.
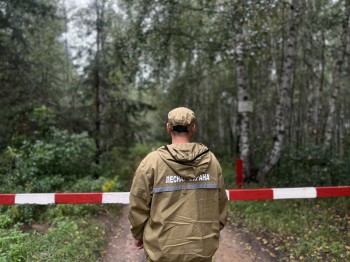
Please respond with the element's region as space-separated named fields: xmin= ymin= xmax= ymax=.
xmin=101 ymin=205 xmax=275 ymax=262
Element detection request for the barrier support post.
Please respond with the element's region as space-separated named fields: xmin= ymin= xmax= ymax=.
xmin=236 ymin=158 xmax=243 ymax=189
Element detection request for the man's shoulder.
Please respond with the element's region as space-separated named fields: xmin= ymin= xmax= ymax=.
xmin=206 ymin=151 xmax=222 ymax=170
xmin=138 ymin=149 xmax=162 ymax=167
xmin=145 ymin=148 xmax=162 ymax=159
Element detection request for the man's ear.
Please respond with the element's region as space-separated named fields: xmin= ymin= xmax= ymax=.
xmin=190 ymin=124 xmax=196 ymax=134
xmin=166 ymin=123 xmax=172 ymax=134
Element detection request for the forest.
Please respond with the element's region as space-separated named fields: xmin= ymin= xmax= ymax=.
xmin=0 ymin=0 xmax=349 ymax=261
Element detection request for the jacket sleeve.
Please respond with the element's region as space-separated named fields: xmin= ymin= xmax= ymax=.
xmin=216 ymin=162 xmax=228 ymax=230
xmin=128 ymin=156 xmax=154 ymax=240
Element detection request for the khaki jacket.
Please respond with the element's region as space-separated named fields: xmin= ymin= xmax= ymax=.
xmin=129 ymin=143 xmax=228 ymax=262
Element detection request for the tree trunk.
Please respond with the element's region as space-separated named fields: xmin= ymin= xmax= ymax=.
xmin=323 ymin=0 xmax=350 ymax=150
xmin=339 ymin=102 xmax=345 ymax=157
xmin=234 ymin=9 xmax=252 ymax=181
xmin=305 ymin=4 xmax=325 ymax=145
xmin=94 ymin=0 xmax=107 ymax=162
xmin=257 ymin=0 xmax=300 ymax=182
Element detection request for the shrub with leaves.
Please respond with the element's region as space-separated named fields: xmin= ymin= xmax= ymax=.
xmin=0 ymin=128 xmax=96 ymax=193
xmin=100 ymin=143 xmax=162 ymax=187
xmin=0 ymin=216 xmax=107 ymax=262
xmin=267 ymin=145 xmax=350 ymax=187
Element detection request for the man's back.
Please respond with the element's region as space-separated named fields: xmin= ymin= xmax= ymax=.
xmin=129 ymin=143 xmax=228 ymax=261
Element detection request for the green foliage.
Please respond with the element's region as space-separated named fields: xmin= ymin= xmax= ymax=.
xmin=230 ymin=197 xmax=350 ymax=261
xmin=0 ymin=202 xmax=121 ymax=261
xmin=70 ymin=176 xmax=107 ymax=193
xmin=0 ymin=137 xmax=159 ymax=226
xmin=0 ymin=128 xmax=100 ymax=225
xmin=0 ymin=215 xmax=108 ymax=262
xmin=45 ymin=204 xmax=102 ymax=220
xmin=0 ymin=128 xmax=96 ymax=193
xmin=102 ymin=176 xmax=124 ymax=192
xmin=266 ymin=145 xmax=350 ymax=187
xmin=1 ymin=205 xmax=49 ymax=225
xmin=100 ymin=143 xmax=162 ymax=187
xmin=0 ymin=214 xmax=12 ymax=229
xmin=0 ymin=225 xmax=29 ymax=261
xmin=0 ymin=0 xmax=67 ymax=149
xmin=220 ymin=159 xmax=236 ymax=189
xmin=30 ymin=105 xmax=56 ymax=137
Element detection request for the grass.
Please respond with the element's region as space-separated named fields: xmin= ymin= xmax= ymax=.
xmin=0 ymin=204 xmax=121 ymax=262
xmin=229 ymin=197 xmax=350 ymax=261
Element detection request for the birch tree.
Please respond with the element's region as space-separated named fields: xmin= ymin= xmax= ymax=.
xmin=257 ymin=0 xmax=300 ymax=182
xmin=233 ymin=3 xmax=252 ymax=180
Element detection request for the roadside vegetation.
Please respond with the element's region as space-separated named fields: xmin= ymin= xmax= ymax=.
xmin=230 ymin=198 xmax=349 ymax=261
xmin=222 ymin=152 xmax=350 ymax=261
xmin=0 ymin=128 xmax=154 ymax=261
xmin=0 ymin=205 xmax=119 ymax=262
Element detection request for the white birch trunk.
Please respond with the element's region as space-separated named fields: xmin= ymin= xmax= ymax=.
xmin=257 ymin=0 xmax=300 ymax=182
xmin=234 ymin=15 xmax=251 ymax=180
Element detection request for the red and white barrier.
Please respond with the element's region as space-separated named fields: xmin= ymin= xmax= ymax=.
xmin=0 ymin=192 xmax=130 ymax=205
xmin=227 ymin=186 xmax=350 ymax=200
xmin=0 ymin=186 xmax=349 ymax=205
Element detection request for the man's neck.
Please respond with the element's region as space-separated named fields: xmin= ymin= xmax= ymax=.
xmin=171 ymin=134 xmax=191 ymax=144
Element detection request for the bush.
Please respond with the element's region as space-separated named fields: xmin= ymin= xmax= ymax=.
xmin=0 ymin=128 xmax=100 ymax=225
xmin=229 ymin=197 xmax=350 ymax=261
xmin=0 ymin=128 xmax=96 ymax=193
xmin=267 ymin=145 xmax=350 ymax=187
xmin=99 ymin=143 xmax=162 ymax=189
xmin=220 ymin=159 xmax=236 ymax=189
xmin=0 ymin=216 xmax=107 ymax=262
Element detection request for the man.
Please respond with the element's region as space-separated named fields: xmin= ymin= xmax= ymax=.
xmin=128 ymin=107 xmax=228 ymax=262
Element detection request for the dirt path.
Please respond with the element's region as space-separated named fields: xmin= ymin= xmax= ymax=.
xmin=101 ymin=205 xmax=275 ymax=262
xmin=101 ymin=205 xmax=145 ymax=262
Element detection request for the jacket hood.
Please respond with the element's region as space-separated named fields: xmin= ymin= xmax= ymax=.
xmin=157 ymin=143 xmax=211 ymax=180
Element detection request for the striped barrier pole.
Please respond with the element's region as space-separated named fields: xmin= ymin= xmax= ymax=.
xmin=0 ymin=186 xmax=349 ymax=205
xmin=228 ymin=186 xmax=350 ymax=200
